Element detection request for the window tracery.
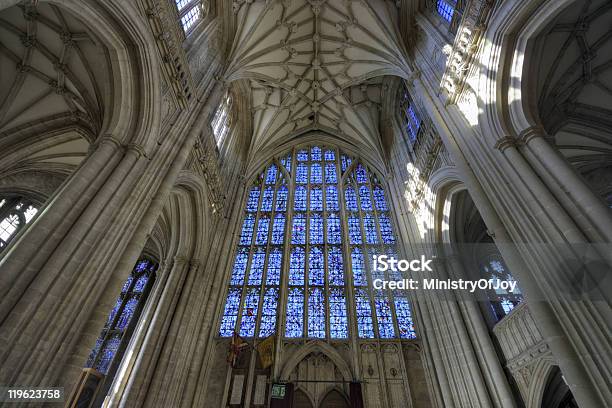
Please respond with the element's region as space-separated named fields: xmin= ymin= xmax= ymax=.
xmin=175 ymin=0 xmax=204 ymax=33
xmin=480 ymin=256 xmax=523 ymax=321
xmin=0 ymin=197 xmax=38 ymax=251
xmin=219 ymin=145 xmax=416 ymax=340
xmin=85 ymin=258 xmax=157 ymax=376
xmin=399 ymin=86 xmax=422 ymax=145
xmin=211 ymin=92 xmax=233 ymax=147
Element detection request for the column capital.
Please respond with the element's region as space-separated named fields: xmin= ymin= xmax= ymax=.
xmin=126 ymin=143 xmax=148 ymax=159
xmin=494 ymin=136 xmax=518 ymax=152
xmin=518 ymin=126 xmax=547 ymax=145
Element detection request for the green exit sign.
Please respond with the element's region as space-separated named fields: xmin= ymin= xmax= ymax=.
xmin=270 ymin=384 xmax=286 ymax=399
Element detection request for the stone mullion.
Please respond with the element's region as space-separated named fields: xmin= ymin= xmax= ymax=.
xmin=234 ymin=178 xmax=266 ymax=336
xmin=253 ymin=163 xmax=281 ymax=339
xmin=336 ymin=148 xmax=361 ymax=376
xmin=370 ymin=175 xmax=402 ymax=340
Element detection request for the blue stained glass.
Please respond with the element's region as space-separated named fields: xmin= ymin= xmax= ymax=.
xmin=341 ymin=155 xmax=352 ymax=173
xmin=310 ymin=163 xmax=322 ymax=184
xmin=220 ymin=288 xmax=242 ymax=336
xmin=259 ymin=288 xmax=279 ymax=337
xmin=261 ymin=188 xmax=274 ymax=212
xmin=133 ymin=275 xmax=148 ymax=293
xmin=105 ymin=298 xmax=122 ymax=328
xmin=328 ymin=247 xmax=344 ymax=286
xmin=297 ymin=149 xmax=308 ymax=161
xmin=310 ymin=187 xmax=323 ymax=211
xmin=345 ymin=186 xmax=358 ymax=212
xmin=348 ymin=216 xmax=362 ymax=244
xmin=276 ymin=185 xmax=288 ymax=211
xmin=364 ymin=214 xmax=378 ymax=244
xmin=325 ymin=186 xmax=338 ymax=211
xmin=281 ymin=154 xmax=292 ymax=174
xmin=406 ymin=104 xmax=421 ymax=142
xmin=285 ymin=288 xmax=304 ymax=337
xmin=86 ymin=337 xmax=103 ymax=367
xmin=239 ymin=288 xmax=260 ymax=337
xmin=326 ymin=214 xmax=341 ymax=244
xmin=373 ymin=186 xmax=388 ymax=211
xmin=308 ymin=288 xmax=326 ymax=338
xmin=231 ymin=247 xmax=249 ymax=285
xmin=121 ymin=276 xmax=133 ymax=293
xmin=325 ymin=163 xmax=337 ymax=184
xmin=248 ymin=248 xmax=266 ymax=285
xmin=394 ymin=294 xmax=416 ymax=339
xmin=437 ymin=0 xmax=454 ymax=22
xmin=309 ymin=214 xmax=323 ymax=244
xmin=501 ymin=299 xmax=515 ymax=314
xmin=291 ymin=214 xmax=306 ymax=244
xmin=352 ymin=248 xmax=367 ymax=286
xmin=355 ymin=289 xmax=374 ymax=338
xmin=266 ymin=165 xmax=278 ymax=185
xmin=324 ymin=149 xmax=335 ymax=161
xmin=246 ymin=188 xmax=260 ymax=212
xmin=296 ymin=163 xmax=308 ymax=184
xmin=271 ymin=213 xmax=285 ymax=245
xmin=378 ymin=215 xmax=395 ymax=244
xmin=95 ymin=334 xmax=121 ymax=374
xmin=116 ymin=296 xmax=139 ymax=330
xmin=375 ymin=294 xmax=395 ymax=338
xmin=289 ymin=247 xmax=305 ymax=285
xmin=240 ymin=214 xmax=255 ymax=245
xmin=255 ymin=216 xmax=270 ymax=245
xmin=266 ymin=248 xmax=282 ymax=285
xmin=359 ymin=186 xmax=372 ymax=210
xmin=329 ymin=288 xmax=348 ymax=338
xmin=308 ymin=247 xmax=324 ymax=286
xmin=311 ymin=146 xmax=322 ymax=161
xmin=355 ymin=164 xmax=368 ymax=184
xmin=294 ymin=186 xmax=307 ymax=211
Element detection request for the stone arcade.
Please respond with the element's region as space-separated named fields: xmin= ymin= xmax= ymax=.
xmin=0 ymin=0 xmax=610 ymax=407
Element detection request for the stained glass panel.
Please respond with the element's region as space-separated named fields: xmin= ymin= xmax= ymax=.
xmin=326 ymin=186 xmax=339 ymax=211
xmin=308 ymin=288 xmax=326 ymax=338
xmin=374 ymin=293 xmax=395 ymax=338
xmin=239 ymin=288 xmax=260 ymax=337
xmin=351 ymin=248 xmax=367 ymax=286
xmin=328 ymin=247 xmax=344 ymax=286
xmin=240 ymin=214 xmax=255 ymax=245
xmin=259 ymin=288 xmax=279 ymax=337
xmin=265 ymin=164 xmax=278 ymax=185
xmin=324 ymin=149 xmax=335 ymax=161
xmin=296 ymin=163 xmax=308 ymax=184
xmin=341 ymin=155 xmax=352 ymax=173
xmin=297 ymin=149 xmax=309 ymax=161
xmin=255 ymin=216 xmax=270 ymax=245
xmin=379 ymin=215 xmax=395 ymax=244
xmin=246 ymin=188 xmax=260 ymax=212
xmin=325 ymin=163 xmax=337 ymax=184
xmin=285 ymin=288 xmax=304 ymax=337
xmin=276 ymin=185 xmax=288 ymax=211
xmin=294 ymin=186 xmax=307 ymax=211
xmin=373 ymin=186 xmax=388 ymax=211
xmin=248 ymin=249 xmax=266 ymax=285
xmin=266 ymin=248 xmax=282 ymax=285
xmin=348 ymin=216 xmax=362 ymax=245
xmin=271 ymin=213 xmax=285 ymax=245
xmin=359 ymin=186 xmax=372 ymax=210
xmin=311 ymin=146 xmax=322 ymax=161
xmin=220 ymin=288 xmax=242 ymax=336
xmin=355 ymin=289 xmax=374 ymax=338
xmin=326 ymin=214 xmax=341 ymax=244
xmin=355 ymin=164 xmax=368 ymax=184
xmin=310 ymin=163 xmax=322 ymax=184
xmin=261 ymin=187 xmax=274 ymax=212
xmin=308 ymin=247 xmax=324 ymax=286
xmin=364 ymin=214 xmax=378 ymax=244
xmin=394 ymin=294 xmax=416 ymax=339
xmin=329 ymin=288 xmax=348 ymax=338
xmin=345 ymin=186 xmax=358 ymax=212
xmin=309 ymin=214 xmax=323 ymax=245
xmin=310 ymin=187 xmax=323 ymax=211
xmin=289 ymin=247 xmax=305 ymax=285
xmin=291 ymin=214 xmax=306 ymax=244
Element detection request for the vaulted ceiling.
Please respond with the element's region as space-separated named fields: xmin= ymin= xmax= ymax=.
xmin=224 ymin=0 xmax=411 ymax=155
xmin=535 ymin=0 xmax=612 ymax=172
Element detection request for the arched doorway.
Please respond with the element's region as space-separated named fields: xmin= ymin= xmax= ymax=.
xmin=294 ymin=389 xmax=314 ymax=408
xmin=319 ymin=389 xmax=350 ymax=408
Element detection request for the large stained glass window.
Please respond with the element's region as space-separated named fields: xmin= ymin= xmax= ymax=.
xmin=0 ymin=196 xmax=38 ymax=252
xmin=86 ymin=258 xmax=157 ymax=375
xmin=175 ymin=0 xmax=204 ymax=33
xmin=219 ymin=146 xmax=416 ymax=340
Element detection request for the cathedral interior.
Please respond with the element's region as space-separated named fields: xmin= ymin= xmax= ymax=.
xmin=0 ymin=0 xmax=610 ymax=407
